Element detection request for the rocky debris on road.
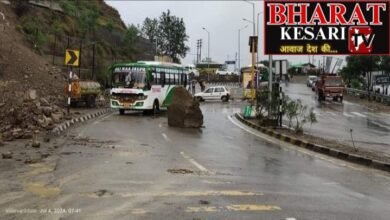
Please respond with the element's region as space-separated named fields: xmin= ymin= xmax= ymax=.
xmin=2 ymin=151 xmax=13 ymax=159
xmin=167 ymin=168 xmax=194 ymax=174
xmin=199 ymin=200 xmax=210 ymax=205
xmin=24 ymin=158 xmax=42 ymax=164
xmin=94 ymin=189 xmax=114 ymax=197
xmin=167 ymin=87 xmax=203 ymax=128
xmin=31 ymin=140 xmax=41 ymax=148
xmin=0 ymin=88 xmax=68 ymax=141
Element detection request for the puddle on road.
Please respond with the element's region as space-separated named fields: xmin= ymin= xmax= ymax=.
xmin=24 ymin=182 xmax=60 ymax=198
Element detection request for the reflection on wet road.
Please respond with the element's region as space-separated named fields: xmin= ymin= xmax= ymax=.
xmin=281 ymin=82 xmax=390 ymax=155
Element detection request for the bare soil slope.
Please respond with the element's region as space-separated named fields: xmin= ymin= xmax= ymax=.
xmin=0 ymin=3 xmax=66 ymax=141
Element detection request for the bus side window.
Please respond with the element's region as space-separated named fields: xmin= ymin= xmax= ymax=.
xmin=152 ymin=72 xmax=157 ymax=85
xmin=161 ymin=72 xmax=165 ymax=87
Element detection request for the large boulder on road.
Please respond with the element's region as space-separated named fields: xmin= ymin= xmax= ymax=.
xmin=167 ymin=87 xmax=203 ymax=128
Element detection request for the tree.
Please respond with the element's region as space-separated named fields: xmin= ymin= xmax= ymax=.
xmin=141 ymin=10 xmax=189 ymax=63
xmin=141 ymin=18 xmax=159 ymax=52
xmin=341 ymin=55 xmax=380 ymax=90
xmin=379 ymin=56 xmax=390 ymax=74
xmin=122 ymin=24 xmax=139 ymax=58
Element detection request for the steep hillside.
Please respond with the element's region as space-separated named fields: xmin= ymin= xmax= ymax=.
xmin=0 ymin=0 xmax=153 ymax=142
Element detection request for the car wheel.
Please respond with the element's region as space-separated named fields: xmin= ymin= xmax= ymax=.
xmin=221 ymin=96 xmax=228 ymax=102
xmin=119 ymin=109 xmax=125 ymax=115
xmin=196 ymin=96 xmax=203 ymax=102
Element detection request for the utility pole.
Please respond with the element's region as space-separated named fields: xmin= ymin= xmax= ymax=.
xmin=202 ymin=27 xmax=210 ymax=81
xmin=196 ymin=39 xmax=200 ymax=64
xmin=199 ymin=39 xmax=202 ymax=63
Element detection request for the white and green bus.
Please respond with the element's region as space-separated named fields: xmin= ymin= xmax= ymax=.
xmin=109 ymin=61 xmax=189 ymax=114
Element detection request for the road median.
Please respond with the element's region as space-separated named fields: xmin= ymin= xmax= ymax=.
xmin=234 ymin=113 xmax=390 ymax=173
xmin=52 ymin=108 xmax=113 ymax=135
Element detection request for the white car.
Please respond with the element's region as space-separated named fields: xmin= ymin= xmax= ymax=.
xmin=307 ymin=75 xmax=317 ymax=87
xmin=195 ymin=86 xmax=230 ymax=102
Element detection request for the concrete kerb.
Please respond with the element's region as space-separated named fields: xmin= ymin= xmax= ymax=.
xmin=234 ymin=113 xmax=390 ymax=173
xmin=52 ymin=108 xmax=113 ymax=136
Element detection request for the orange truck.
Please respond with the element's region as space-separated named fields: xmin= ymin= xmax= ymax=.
xmin=66 ymin=80 xmax=101 ymax=107
xmin=315 ymin=74 xmax=345 ymax=102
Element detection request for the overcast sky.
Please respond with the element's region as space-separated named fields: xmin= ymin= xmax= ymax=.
xmin=105 ymin=0 xmax=345 ymax=69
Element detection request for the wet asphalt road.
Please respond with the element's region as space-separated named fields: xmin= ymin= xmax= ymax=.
xmin=280 ymin=82 xmax=390 ymax=156
xmin=1 ymin=102 xmax=390 ymax=220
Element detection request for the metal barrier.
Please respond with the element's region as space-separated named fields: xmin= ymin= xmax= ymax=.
xmin=345 ymin=88 xmax=390 ymax=105
xmin=229 ymin=88 xmax=245 ymax=100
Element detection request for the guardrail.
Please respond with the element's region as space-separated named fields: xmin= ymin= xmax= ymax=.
xmin=229 ymin=87 xmax=244 ymax=100
xmin=345 ymin=88 xmax=390 ymax=105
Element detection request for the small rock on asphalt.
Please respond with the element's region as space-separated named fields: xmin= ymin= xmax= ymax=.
xmin=32 ymin=140 xmax=41 ymax=148
xmin=199 ymin=200 xmax=210 ymax=205
xmin=2 ymin=152 xmax=13 ymax=159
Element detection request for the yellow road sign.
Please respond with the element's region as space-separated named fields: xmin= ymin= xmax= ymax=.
xmin=65 ymin=49 xmax=80 ymax=66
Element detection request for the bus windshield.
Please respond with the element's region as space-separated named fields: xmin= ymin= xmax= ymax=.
xmin=112 ymin=70 xmax=146 ymax=89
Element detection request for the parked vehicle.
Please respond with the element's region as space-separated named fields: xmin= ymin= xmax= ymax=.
xmin=307 ymin=75 xmax=317 ymax=87
xmin=311 ymin=78 xmax=318 ymax=91
xmin=315 ymin=74 xmax=345 ymax=102
xmin=195 ymin=86 xmax=230 ymax=102
xmin=67 ymin=80 xmax=101 ymax=107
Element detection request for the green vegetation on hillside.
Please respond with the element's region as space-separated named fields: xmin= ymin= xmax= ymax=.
xmin=12 ymin=0 xmax=153 ymax=87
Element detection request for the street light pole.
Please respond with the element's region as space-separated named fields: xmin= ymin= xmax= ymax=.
xmin=243 ymin=0 xmax=256 ymax=102
xmin=238 ymin=25 xmax=248 ymax=85
xmin=243 ymin=0 xmax=255 ymax=36
xmin=202 ymin=27 xmax=210 ymax=81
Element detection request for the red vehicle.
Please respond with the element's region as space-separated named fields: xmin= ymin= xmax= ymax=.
xmin=315 ymin=74 xmax=345 ymax=102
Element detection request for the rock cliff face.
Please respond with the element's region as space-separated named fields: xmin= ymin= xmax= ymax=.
xmin=167 ymin=87 xmax=203 ymax=128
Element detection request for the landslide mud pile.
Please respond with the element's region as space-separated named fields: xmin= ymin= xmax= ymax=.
xmin=0 ymin=3 xmax=67 ymax=142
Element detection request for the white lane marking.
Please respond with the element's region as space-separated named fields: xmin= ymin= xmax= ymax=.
xmin=351 ymin=112 xmax=367 ymax=118
xmin=343 ymin=112 xmax=355 ymax=118
xmin=158 ymin=123 xmax=162 ymax=128
xmin=286 ymin=218 xmax=297 ymax=220
xmin=180 ymin=151 xmax=209 ymax=173
xmin=161 ymin=133 xmax=171 ymax=142
xmin=227 ymin=115 xmax=390 ymax=178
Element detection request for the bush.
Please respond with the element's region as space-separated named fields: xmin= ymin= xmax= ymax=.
xmin=282 ymin=98 xmax=317 ymax=133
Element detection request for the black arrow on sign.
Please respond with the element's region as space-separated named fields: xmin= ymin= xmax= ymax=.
xmin=67 ymin=50 xmax=78 ymax=65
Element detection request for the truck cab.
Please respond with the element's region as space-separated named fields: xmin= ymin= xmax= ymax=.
xmin=315 ymin=74 xmax=345 ymax=102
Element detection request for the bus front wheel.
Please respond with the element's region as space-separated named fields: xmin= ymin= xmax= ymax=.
xmin=153 ymin=100 xmax=160 ymax=115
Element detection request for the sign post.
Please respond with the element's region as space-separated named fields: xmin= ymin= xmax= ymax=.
xmin=65 ymin=49 xmax=80 ymax=115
